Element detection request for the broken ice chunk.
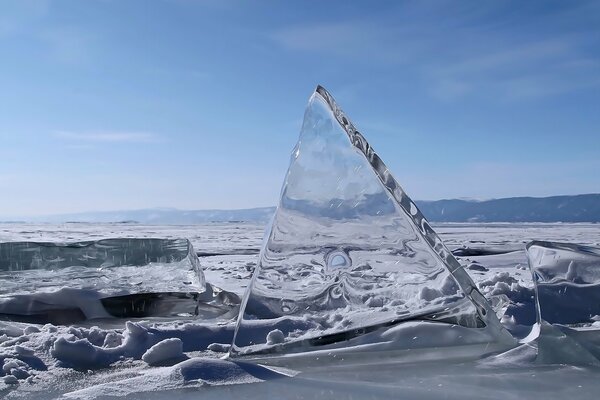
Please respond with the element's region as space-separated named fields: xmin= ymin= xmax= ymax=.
xmin=0 ymin=238 xmax=234 ymax=324
xmin=527 ymin=240 xmax=600 ymax=326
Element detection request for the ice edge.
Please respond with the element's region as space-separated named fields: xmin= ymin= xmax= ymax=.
xmin=313 ymin=85 xmax=500 ymax=330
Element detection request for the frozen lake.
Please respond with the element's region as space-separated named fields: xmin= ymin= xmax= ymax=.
xmin=0 ymin=222 xmax=599 ymax=399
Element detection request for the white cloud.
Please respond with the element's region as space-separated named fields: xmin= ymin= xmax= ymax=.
xmin=54 ymin=131 xmax=163 ymax=143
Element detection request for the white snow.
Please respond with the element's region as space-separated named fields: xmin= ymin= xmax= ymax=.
xmin=62 ymin=357 xmax=293 ymax=399
xmin=206 ymin=342 xmax=230 ymax=353
xmin=142 ymin=338 xmax=186 ymax=366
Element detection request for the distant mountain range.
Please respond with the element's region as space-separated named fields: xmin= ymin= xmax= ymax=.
xmin=416 ymin=194 xmax=600 ymax=223
xmin=11 ymin=207 xmax=276 ymax=224
xmin=4 ymin=194 xmax=599 ymax=224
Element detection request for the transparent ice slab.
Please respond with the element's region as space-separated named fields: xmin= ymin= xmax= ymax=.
xmin=230 ymin=86 xmax=512 ymax=357
xmin=0 ymin=238 xmax=237 ymax=324
xmin=527 ymin=240 xmax=600 ymax=326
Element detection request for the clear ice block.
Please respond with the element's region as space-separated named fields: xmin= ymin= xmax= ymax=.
xmin=230 ymin=86 xmax=510 ymax=357
xmin=527 ymin=240 xmax=600 ymax=326
xmin=0 ymin=238 xmax=233 ymax=324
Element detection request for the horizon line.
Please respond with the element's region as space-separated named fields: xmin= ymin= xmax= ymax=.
xmin=2 ymin=192 xmax=599 ymax=219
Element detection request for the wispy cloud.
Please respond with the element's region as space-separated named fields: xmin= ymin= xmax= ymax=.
xmin=270 ymin=21 xmax=414 ymax=65
xmin=0 ymin=173 xmax=20 ymax=188
xmin=0 ymin=2 xmax=94 ymax=65
xmin=270 ymin=2 xmax=600 ymax=101
xmin=40 ymin=27 xmax=95 ymax=65
xmin=272 ymin=22 xmax=372 ymax=53
xmin=0 ymin=0 xmax=50 ymax=38
xmin=426 ymin=36 xmax=600 ymax=100
xmin=54 ymin=131 xmax=163 ymax=144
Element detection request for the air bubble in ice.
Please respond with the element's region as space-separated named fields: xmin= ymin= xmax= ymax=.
xmin=327 ymin=251 xmax=351 ymax=270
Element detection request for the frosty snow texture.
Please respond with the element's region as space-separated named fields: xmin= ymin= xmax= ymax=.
xmin=231 ymin=86 xmax=505 ymax=356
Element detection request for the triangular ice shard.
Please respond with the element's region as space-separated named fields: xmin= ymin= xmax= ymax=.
xmin=230 ymin=86 xmax=512 ymax=358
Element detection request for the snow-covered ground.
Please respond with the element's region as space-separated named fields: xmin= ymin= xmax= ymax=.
xmin=0 ymin=222 xmax=599 ymax=399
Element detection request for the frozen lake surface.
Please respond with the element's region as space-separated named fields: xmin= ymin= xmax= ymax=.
xmin=0 ymin=222 xmax=599 ymax=399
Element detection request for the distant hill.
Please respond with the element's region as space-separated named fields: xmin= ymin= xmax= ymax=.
xmin=6 ymin=194 xmax=599 ymax=224
xmin=415 ymin=194 xmax=600 ymax=223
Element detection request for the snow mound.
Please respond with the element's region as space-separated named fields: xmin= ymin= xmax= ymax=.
xmin=142 ymin=338 xmax=187 ymax=366
xmin=63 ymin=357 xmax=294 ymax=399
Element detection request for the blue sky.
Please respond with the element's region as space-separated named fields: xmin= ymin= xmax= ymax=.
xmin=0 ymin=0 xmax=598 ymax=217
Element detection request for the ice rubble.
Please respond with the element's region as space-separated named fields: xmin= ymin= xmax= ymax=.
xmin=0 ymin=238 xmax=238 ymax=324
xmin=230 ymin=85 xmax=515 ymax=358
